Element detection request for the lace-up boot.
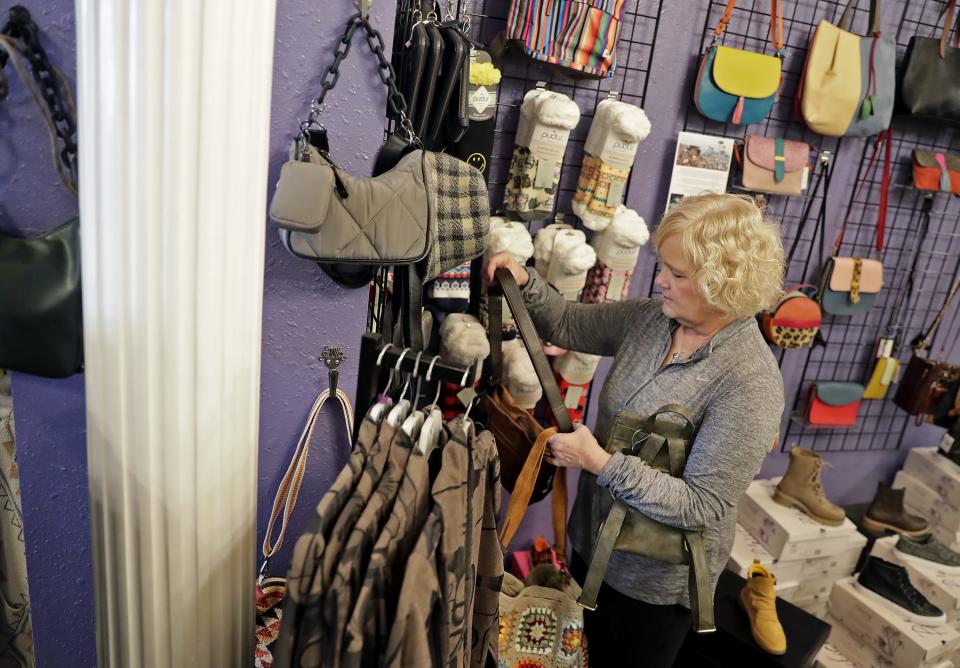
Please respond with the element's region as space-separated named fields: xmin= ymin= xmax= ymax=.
xmin=739 ymin=560 xmax=787 ymax=655
xmin=864 ymin=481 xmax=928 ymax=536
xmin=855 ymin=556 xmax=946 ymax=626
xmin=894 ymin=533 xmax=960 ymax=573
xmin=773 ymin=448 xmax=845 ymax=526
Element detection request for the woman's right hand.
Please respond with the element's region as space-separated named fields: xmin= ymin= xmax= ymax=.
xmin=485 ymin=251 xmax=530 ymax=288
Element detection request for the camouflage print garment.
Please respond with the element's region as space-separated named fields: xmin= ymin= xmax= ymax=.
xmin=322 ymin=423 xmax=415 ymax=666
xmin=340 ymin=421 xmax=449 ymax=668
xmin=271 ymin=404 xmax=386 ymax=668
xmin=385 ymin=420 xmax=502 ymax=668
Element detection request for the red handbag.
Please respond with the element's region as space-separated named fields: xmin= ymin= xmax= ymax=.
xmin=805 ymin=382 xmax=864 ymax=427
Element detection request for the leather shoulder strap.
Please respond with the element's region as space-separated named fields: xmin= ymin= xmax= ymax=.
xmin=942 ymin=0 xmax=958 ymax=58
xmin=491 ymin=268 xmax=575 ymax=434
xmin=839 ymin=0 xmax=882 ymax=34
xmin=261 ymin=388 xmax=354 ymax=561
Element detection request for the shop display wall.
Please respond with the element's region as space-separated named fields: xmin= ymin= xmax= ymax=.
xmin=3 ymin=1 xmax=960 ymax=664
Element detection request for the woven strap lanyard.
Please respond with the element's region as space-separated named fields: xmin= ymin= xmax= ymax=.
xmin=883 ymin=197 xmax=933 ymax=350
xmin=260 ymin=387 xmax=354 ymax=578
xmin=940 ymin=0 xmax=960 ymax=59
xmin=833 ymin=128 xmax=892 ymax=257
xmin=712 ymin=0 xmax=784 ymax=52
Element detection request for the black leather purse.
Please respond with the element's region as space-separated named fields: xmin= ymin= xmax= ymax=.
xmin=0 ymin=26 xmax=83 ymax=378
xmin=899 ymin=0 xmax=960 ymax=123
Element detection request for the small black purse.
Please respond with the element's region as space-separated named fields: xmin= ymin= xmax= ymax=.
xmin=0 ymin=21 xmax=83 ymax=378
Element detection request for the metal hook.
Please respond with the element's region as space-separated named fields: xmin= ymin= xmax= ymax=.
xmin=377 ymin=343 xmax=393 ymax=366
xmin=320 ymin=345 xmax=346 ymax=397
xmin=402 ymin=351 xmax=422 ymax=400
xmin=460 ymin=361 xmax=472 ymax=388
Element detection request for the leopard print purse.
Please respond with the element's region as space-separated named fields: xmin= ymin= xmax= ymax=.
xmin=761 ymin=285 xmax=822 ymax=349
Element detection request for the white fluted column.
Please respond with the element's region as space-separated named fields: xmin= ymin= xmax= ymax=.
xmin=75 ymin=1 xmax=276 ymax=665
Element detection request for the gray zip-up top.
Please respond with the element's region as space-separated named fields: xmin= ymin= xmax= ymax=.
xmin=520 ymin=268 xmax=784 ymax=606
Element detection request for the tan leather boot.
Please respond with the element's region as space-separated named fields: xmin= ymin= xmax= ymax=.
xmin=864 ymin=481 xmax=929 ymax=536
xmin=739 ymin=560 xmax=787 ymax=655
xmin=773 ymin=448 xmax=845 ymax=526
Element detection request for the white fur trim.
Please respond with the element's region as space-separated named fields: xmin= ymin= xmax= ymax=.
xmin=536 ymin=92 xmax=581 ymax=130
xmin=439 ymin=314 xmax=490 ymax=365
xmin=550 ymin=230 xmax=596 ymax=274
xmin=573 ymin=201 xmax=613 ymax=231
xmin=488 ymin=223 xmax=535 ymax=264
xmin=533 ymin=223 xmax=572 ymax=274
xmin=605 ymin=206 xmax=649 ymax=247
xmin=554 ymin=351 xmax=602 ymax=384
xmin=489 ymin=216 xmax=512 ymax=231
xmin=611 ymin=103 xmax=651 ymax=143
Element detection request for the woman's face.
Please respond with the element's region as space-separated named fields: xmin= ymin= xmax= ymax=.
xmin=654 ymin=233 xmax=707 ymax=325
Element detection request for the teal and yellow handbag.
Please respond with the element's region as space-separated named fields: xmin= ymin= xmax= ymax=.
xmin=694 ymin=0 xmax=784 ymax=125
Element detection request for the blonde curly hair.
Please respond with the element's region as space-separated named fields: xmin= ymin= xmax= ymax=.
xmin=655 ymin=193 xmax=784 ymax=318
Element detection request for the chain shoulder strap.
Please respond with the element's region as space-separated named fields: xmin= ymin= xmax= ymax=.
xmin=300 ymin=13 xmax=419 ymax=148
xmin=1 ymin=6 xmax=78 ymax=192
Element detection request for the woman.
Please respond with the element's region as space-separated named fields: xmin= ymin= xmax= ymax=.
xmin=486 ymin=193 xmax=785 ymax=667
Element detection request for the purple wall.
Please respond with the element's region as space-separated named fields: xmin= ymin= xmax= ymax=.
xmin=1 ymin=0 xmax=953 ymax=664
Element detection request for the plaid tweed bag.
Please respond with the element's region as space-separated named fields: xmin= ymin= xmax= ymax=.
xmin=425 ymin=152 xmax=490 ymax=281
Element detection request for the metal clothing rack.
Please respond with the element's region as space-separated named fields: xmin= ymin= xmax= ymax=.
xmin=353 ymin=331 xmax=477 ymax=441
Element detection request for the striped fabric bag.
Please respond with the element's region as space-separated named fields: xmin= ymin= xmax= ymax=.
xmin=505 ymin=0 xmax=627 ymax=79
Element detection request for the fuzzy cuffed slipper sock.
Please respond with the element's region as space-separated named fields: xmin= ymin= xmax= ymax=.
xmin=504 ymin=89 xmax=580 ymax=222
xmin=582 ymin=206 xmax=649 ymax=304
xmin=428 ymin=261 xmax=473 ymax=314
xmin=546 ymin=229 xmax=597 ymax=301
xmin=502 ymin=339 xmax=542 ymax=410
xmin=481 ymin=219 xmax=535 ymax=338
xmin=551 ymin=351 xmax=602 ymax=425
xmin=437 ymin=313 xmax=488 ymax=419
xmin=532 ymin=221 xmax=573 ymax=277
xmin=572 ymin=100 xmax=650 ymax=230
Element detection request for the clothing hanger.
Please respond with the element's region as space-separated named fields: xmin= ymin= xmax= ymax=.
xmin=387 ymin=349 xmax=413 ymax=426
xmin=418 ymin=354 xmax=443 ymax=454
xmin=401 ymin=352 xmax=425 ymax=438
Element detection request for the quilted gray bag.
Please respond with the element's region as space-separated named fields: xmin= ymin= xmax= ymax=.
xmin=269 ymin=13 xmax=489 ymax=284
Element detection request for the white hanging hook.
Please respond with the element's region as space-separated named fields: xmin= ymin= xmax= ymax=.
xmin=459 ymin=361 xmax=472 ymax=388
xmin=376 ymin=343 xmax=393 ymax=366
xmin=408 ymin=351 xmax=424 ymax=402
xmin=425 ymin=355 xmax=442 ymax=409
xmin=402 ymin=350 xmax=422 ymax=399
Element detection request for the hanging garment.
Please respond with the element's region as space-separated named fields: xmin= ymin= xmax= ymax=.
xmin=385 ymin=420 xmax=501 ymax=668
xmin=0 ymin=372 xmax=35 ymax=668
xmin=272 ymin=403 xmax=387 ymax=667
xmin=341 ymin=414 xmax=448 ymax=668
xmin=322 ymin=422 xmax=416 ymax=665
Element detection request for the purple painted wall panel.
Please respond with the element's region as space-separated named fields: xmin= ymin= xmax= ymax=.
xmin=1 ymin=0 xmax=952 ymax=663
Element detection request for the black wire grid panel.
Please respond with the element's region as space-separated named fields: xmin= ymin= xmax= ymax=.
xmin=461 ymin=0 xmax=664 ymax=424
xmin=458 ymin=0 xmax=663 ymax=219
xmin=779 ymin=0 xmax=960 ymax=453
xmin=672 ymin=0 xmax=960 ymax=453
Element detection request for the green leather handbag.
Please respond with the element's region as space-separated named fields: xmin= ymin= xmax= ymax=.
xmin=579 ymin=404 xmax=716 ymax=634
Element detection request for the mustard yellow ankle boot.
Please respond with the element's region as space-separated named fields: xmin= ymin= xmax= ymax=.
xmin=739 ymin=560 xmax=787 ymax=655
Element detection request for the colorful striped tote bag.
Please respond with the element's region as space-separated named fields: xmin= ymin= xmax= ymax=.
xmin=505 ymin=0 xmax=627 ymax=79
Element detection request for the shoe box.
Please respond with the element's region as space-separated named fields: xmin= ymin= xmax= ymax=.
xmin=819 ymin=618 xmax=955 ymax=668
xmin=871 ymin=536 xmax=960 ymax=623
xmin=728 ymin=523 xmax=866 ymax=584
xmin=828 ymin=576 xmax=960 ymax=667
xmin=739 ymin=478 xmax=862 ymax=561
xmin=903 ymin=448 xmax=960 ymax=512
xmin=894 ymin=470 xmax=960 ymax=534
xmin=796 ymin=594 xmax=830 ymax=620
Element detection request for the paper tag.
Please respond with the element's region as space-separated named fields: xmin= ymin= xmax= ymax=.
xmin=606 ymin=179 xmax=626 ymax=209
xmin=527 ymin=122 xmax=571 ymax=162
xmin=564 ymin=385 xmax=584 ymax=410
xmin=801 ymin=166 xmax=810 ymax=190
xmin=940 ymin=432 xmax=955 ymax=455
xmin=457 ymin=386 xmax=477 ymax=409
xmin=534 ymin=159 xmax=558 ymax=189
xmin=467 ymin=49 xmax=498 ymax=122
xmin=599 ymin=133 xmax=639 ymax=170
xmin=606 ymin=272 xmax=628 ymax=301
xmin=595 ymin=232 xmax=641 ymax=270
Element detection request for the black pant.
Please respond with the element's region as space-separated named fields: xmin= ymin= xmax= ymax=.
xmin=570 ymin=551 xmax=692 ymax=668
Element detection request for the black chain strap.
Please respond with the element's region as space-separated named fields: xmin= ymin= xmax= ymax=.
xmin=1 ymin=6 xmax=78 ymax=185
xmin=301 ymin=13 xmax=417 ymax=146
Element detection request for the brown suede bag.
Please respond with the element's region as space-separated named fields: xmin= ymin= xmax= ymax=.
xmin=481 ymin=269 xmax=575 ymax=505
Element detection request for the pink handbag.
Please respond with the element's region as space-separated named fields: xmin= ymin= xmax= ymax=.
xmin=741 ymin=135 xmax=810 ymax=196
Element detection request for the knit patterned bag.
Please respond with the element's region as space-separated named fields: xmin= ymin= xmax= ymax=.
xmin=505 ymin=0 xmax=627 ymax=79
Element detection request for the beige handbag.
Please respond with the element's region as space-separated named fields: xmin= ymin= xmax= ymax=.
xmin=741 ymin=135 xmax=810 ymax=196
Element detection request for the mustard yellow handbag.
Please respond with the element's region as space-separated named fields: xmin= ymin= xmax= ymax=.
xmin=798 ymin=17 xmax=861 ymax=136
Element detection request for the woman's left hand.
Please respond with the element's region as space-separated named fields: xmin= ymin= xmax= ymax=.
xmin=544 ymin=424 xmax=612 ymax=475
